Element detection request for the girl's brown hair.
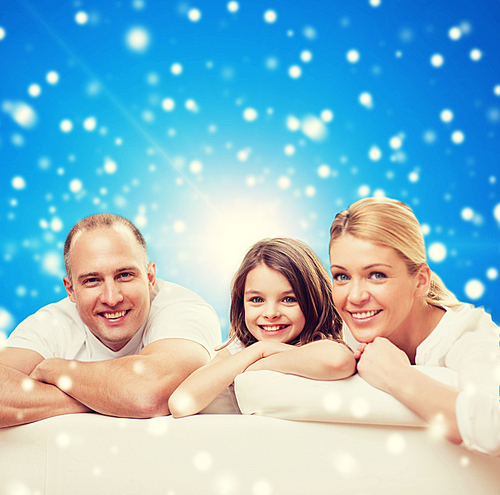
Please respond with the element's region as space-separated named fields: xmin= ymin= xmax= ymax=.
xmin=227 ymin=238 xmax=344 ymax=347
xmin=329 ymin=197 xmax=461 ymax=308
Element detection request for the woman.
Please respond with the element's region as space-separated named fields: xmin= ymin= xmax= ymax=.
xmin=329 ymin=197 xmax=500 ymax=456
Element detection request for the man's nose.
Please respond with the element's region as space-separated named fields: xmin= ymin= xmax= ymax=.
xmin=99 ymin=281 xmax=124 ymax=306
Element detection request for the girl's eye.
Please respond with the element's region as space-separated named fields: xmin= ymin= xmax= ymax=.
xmin=249 ymin=296 xmax=264 ymax=303
xmin=333 ymin=273 xmax=349 ymax=282
xmin=369 ymin=272 xmax=386 ymax=280
xmin=282 ymin=296 xmax=297 ymax=304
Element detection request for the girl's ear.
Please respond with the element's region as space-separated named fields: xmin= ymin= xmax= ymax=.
xmin=414 ymin=264 xmax=431 ymax=297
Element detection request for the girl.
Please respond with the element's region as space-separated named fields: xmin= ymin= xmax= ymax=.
xmin=329 ymin=197 xmax=500 ymax=455
xmin=168 ymin=238 xmax=356 ymax=418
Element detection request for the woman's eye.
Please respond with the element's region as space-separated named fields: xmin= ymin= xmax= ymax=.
xmin=370 ymin=272 xmax=386 ymax=280
xmin=282 ymin=296 xmax=297 ymax=303
xmin=333 ymin=273 xmax=349 ymax=282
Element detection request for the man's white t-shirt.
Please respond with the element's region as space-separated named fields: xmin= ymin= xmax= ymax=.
xmin=415 ymin=304 xmax=500 ymax=456
xmin=6 ymin=279 xmax=221 ymax=361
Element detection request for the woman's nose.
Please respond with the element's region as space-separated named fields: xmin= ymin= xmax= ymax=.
xmin=347 ymin=281 xmax=369 ymax=305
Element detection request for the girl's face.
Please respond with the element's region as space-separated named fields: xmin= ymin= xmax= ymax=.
xmin=329 ymin=234 xmax=424 ymax=344
xmin=243 ymin=264 xmax=306 ymax=343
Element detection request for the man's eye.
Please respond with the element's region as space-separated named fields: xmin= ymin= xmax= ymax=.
xmin=118 ymin=272 xmax=133 ymax=280
xmin=83 ymin=278 xmax=98 ymax=285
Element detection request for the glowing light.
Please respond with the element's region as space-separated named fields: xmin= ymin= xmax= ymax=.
xmin=56 ymin=432 xmax=72 ymax=448
xmin=104 ymin=158 xmax=117 ymax=174
xmin=494 ymin=203 xmax=500 ymax=223
xmin=0 ymin=27 xmax=5 ymax=40
xmin=461 ymin=207 xmax=474 ymax=221
xmin=286 ymin=115 xmax=300 ymax=131
xmin=171 ymin=63 xmax=183 ymax=75
xmin=57 ymin=376 xmax=73 ymax=391
xmin=428 ymin=242 xmax=447 ymax=262
xmin=301 ymin=115 xmax=327 ymax=141
xmin=284 ymin=144 xmax=295 ymax=156
xmin=386 ymin=433 xmax=406 ymax=454
xmin=288 ymin=65 xmax=302 ymax=78
xmin=430 ymin=54 xmax=444 ymax=67
xmin=188 ymin=8 xmax=201 ymax=22
xmin=440 ymin=109 xmax=454 ymax=123
xmin=69 ymin=179 xmax=83 ymax=193
xmin=12 ymin=176 xmax=26 ymax=190
xmin=305 ymin=185 xmax=316 ymax=197
xmin=369 ymin=0 xmax=381 ymax=6
xmin=408 ymin=171 xmax=419 ymax=182
xmin=464 ymin=279 xmax=485 ymax=300
xmin=237 ymin=148 xmax=251 ymax=161
xmin=451 ymin=130 xmax=465 ymax=144
xmin=126 ymin=27 xmax=150 ymax=52
xmin=189 ymin=160 xmax=203 ymax=174
xmin=358 ymin=185 xmax=370 ymax=197
xmin=346 ymin=49 xmax=360 ymax=63
xmin=193 ymin=451 xmax=212 ymax=471
xmin=28 ymin=84 xmax=41 ymax=97
xmin=359 ymin=92 xmax=373 ymax=109
xmin=75 ymin=11 xmax=88 ymax=24
xmin=83 ymin=116 xmax=97 ymax=131
xmin=300 ymin=50 xmax=312 ymax=62
xmin=265 ymin=56 xmax=279 ymax=70
xmin=60 ymin=119 xmax=73 ymax=133
xmin=46 ymin=71 xmax=59 ymax=84
xmin=494 ymin=85 xmax=500 ymax=96
xmin=320 ymin=109 xmax=334 ymax=122
xmin=470 ymin=48 xmax=482 ymax=61
xmin=277 ymin=176 xmax=291 ymax=189
xmin=448 ymin=26 xmax=461 ymax=40
xmin=162 ymin=98 xmax=175 ymax=111
xmin=185 ymin=99 xmax=199 ymax=112
xmin=243 ymin=108 xmax=258 ymax=121
xmin=0 ymin=307 xmax=14 ymax=332
xmin=21 ymin=378 xmax=35 ymax=392
xmin=332 ymin=452 xmax=357 ymax=477
xmin=486 ymin=268 xmax=498 ymax=280
xmin=2 ymin=101 xmax=38 ymax=128
xmin=263 ymin=10 xmax=277 ymax=23
xmin=318 ymin=164 xmax=330 ymax=178
xmin=368 ymin=145 xmax=382 ymax=161
xmin=227 ymin=2 xmax=239 ymax=13
xmin=389 ymin=136 xmax=403 ymax=149
xmin=253 ymin=480 xmax=272 ymax=495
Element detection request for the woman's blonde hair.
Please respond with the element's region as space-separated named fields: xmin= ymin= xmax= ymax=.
xmin=227 ymin=238 xmax=344 ymax=348
xmin=329 ymin=197 xmax=461 ymax=308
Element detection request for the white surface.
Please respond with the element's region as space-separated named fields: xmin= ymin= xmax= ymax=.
xmin=235 ymin=366 xmax=458 ymax=426
xmin=1 ymin=413 xmax=499 ymax=495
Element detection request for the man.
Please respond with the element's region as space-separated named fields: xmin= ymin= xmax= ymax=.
xmin=0 ymin=214 xmax=221 ymax=427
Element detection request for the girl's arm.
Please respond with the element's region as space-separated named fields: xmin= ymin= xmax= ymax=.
xmin=245 ymin=339 xmax=356 ymax=380
xmin=168 ymin=340 xmax=291 ymax=418
xmin=356 ymin=337 xmax=462 ymax=444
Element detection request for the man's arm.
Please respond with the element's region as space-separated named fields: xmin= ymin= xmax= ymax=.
xmin=0 ymin=347 xmax=92 ymax=428
xmin=30 ymin=338 xmax=210 ymax=418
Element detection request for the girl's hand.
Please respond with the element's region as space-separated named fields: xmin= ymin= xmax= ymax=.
xmin=255 ymin=340 xmax=294 ymax=359
xmin=354 ymin=343 xmax=367 ymax=360
xmin=356 ymin=337 xmax=411 ymax=393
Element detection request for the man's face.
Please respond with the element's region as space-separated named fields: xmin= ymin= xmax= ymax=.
xmin=63 ymin=226 xmax=156 ymax=351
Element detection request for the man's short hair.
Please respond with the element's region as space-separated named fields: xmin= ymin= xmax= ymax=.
xmin=64 ymin=214 xmax=147 ymax=282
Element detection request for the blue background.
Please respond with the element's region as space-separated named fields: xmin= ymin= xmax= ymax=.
xmin=1 ymin=0 xmax=499 ymax=341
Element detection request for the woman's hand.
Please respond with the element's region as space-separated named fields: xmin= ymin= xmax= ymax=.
xmin=356 ymin=337 xmax=411 ymax=393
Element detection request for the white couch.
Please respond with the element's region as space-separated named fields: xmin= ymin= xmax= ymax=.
xmin=2 ymin=368 xmax=500 ymax=495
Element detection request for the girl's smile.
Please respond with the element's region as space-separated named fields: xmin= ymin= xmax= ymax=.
xmin=244 ymin=264 xmax=306 ymax=344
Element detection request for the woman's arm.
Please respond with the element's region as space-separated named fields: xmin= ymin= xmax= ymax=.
xmin=356 ymin=337 xmax=462 ymax=444
xmin=168 ymin=340 xmax=291 ymax=418
xmin=245 ymin=340 xmax=356 ymax=380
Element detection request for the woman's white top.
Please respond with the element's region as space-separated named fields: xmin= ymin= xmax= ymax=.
xmin=416 ymin=304 xmax=500 ymax=455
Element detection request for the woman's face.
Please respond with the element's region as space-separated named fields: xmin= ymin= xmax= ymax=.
xmin=329 ymin=234 xmax=423 ymax=344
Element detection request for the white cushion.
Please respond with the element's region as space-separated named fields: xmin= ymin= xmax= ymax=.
xmin=234 ymin=366 xmax=458 ymax=427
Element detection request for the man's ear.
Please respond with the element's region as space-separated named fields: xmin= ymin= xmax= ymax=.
xmin=415 ymin=264 xmax=431 ymax=298
xmin=63 ymin=277 xmax=76 ymax=303
xmin=147 ymin=262 xmax=157 ymax=292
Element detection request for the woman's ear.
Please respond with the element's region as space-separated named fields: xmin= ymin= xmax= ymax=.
xmin=415 ymin=264 xmax=431 ymax=297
